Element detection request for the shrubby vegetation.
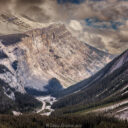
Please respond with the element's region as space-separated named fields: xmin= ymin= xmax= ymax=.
xmin=0 ymin=84 xmax=15 ymax=114
xmin=15 ymin=92 xmax=42 ymax=112
xmin=0 ymin=78 xmax=42 ymax=113
xmin=52 ymin=53 xmax=128 ymax=115
xmin=0 ymin=114 xmax=127 ymax=128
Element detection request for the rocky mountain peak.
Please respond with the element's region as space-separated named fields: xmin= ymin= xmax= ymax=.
xmin=0 ymin=24 xmax=112 ymax=93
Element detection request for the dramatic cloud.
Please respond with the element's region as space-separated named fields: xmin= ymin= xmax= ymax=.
xmin=0 ymin=0 xmax=128 ymax=54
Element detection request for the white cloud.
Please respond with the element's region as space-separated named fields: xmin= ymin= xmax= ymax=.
xmin=69 ymin=20 xmax=83 ymax=31
xmin=0 ymin=0 xmax=128 ymax=54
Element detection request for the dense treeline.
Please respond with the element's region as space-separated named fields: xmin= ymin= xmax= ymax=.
xmin=52 ymin=61 xmax=128 ymax=115
xmin=0 ymin=83 xmax=15 ymax=114
xmin=0 ymin=114 xmax=127 ymax=128
xmin=0 ymin=79 xmax=42 ymax=113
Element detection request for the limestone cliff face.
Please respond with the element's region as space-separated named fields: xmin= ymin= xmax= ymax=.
xmin=0 ymin=24 xmax=112 ymax=92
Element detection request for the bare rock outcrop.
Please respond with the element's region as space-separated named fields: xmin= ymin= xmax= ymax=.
xmin=0 ymin=24 xmax=112 ymax=92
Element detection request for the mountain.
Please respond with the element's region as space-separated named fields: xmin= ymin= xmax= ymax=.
xmin=0 ymin=24 xmax=112 ymax=95
xmin=52 ymin=50 xmax=128 ymax=120
xmin=0 ymin=46 xmax=42 ymax=113
xmin=0 ymin=78 xmax=42 ymax=114
xmin=0 ymin=11 xmax=44 ymax=35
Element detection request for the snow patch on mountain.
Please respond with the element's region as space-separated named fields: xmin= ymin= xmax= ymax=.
xmin=36 ymin=96 xmax=56 ymax=116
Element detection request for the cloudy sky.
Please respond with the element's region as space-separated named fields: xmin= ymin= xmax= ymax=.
xmin=0 ymin=0 xmax=128 ymax=54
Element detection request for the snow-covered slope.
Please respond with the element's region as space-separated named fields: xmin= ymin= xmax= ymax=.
xmin=0 ymin=24 xmax=112 ymax=96
xmin=0 ymin=41 xmax=25 ymax=93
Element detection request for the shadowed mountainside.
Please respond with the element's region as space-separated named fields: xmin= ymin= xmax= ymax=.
xmin=52 ymin=50 xmax=128 ymax=120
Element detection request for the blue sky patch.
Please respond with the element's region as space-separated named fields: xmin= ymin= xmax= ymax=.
xmin=57 ymin=0 xmax=85 ymax=4
xmin=85 ymin=18 xmax=123 ymax=30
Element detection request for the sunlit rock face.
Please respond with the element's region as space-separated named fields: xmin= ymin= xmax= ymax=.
xmin=0 ymin=24 xmax=112 ymax=92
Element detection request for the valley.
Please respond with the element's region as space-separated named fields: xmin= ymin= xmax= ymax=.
xmin=0 ymin=23 xmax=128 ymax=122
xmin=0 ymin=1 xmax=128 ymax=128
xmin=51 ymin=49 xmax=128 ymax=120
xmin=0 ymin=15 xmax=127 ymax=127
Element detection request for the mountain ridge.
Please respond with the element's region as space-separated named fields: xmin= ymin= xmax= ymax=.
xmin=0 ymin=23 xmax=113 ymax=114
xmin=52 ymin=49 xmax=128 ymax=120
xmin=0 ymin=23 xmax=112 ymax=92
